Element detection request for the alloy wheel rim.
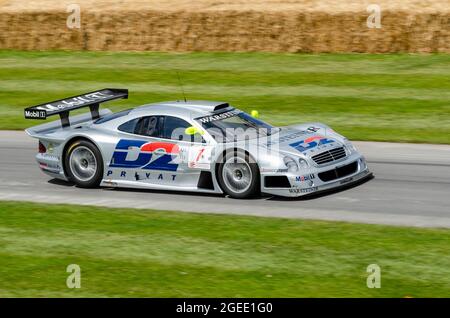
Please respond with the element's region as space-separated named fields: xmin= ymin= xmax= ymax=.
xmin=222 ymin=156 xmax=252 ymax=194
xmin=69 ymin=146 xmax=97 ymax=182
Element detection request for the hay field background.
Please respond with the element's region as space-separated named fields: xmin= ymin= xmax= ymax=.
xmin=0 ymin=0 xmax=448 ymax=53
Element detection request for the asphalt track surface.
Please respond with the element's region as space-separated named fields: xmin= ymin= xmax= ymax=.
xmin=1 ymin=131 xmax=449 ymax=228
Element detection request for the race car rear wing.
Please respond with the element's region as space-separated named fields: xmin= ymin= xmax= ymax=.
xmin=24 ymin=88 xmax=128 ymax=127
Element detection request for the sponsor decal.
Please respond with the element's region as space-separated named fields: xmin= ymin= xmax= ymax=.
xmin=295 ymin=174 xmax=315 ymax=182
xmin=188 ymin=162 xmax=210 ymax=169
xmin=188 ymin=147 xmax=210 ymax=169
xmin=134 ymin=171 xmax=176 ymax=181
xmin=266 ymin=130 xmax=309 ymax=147
xmin=260 ymin=168 xmax=289 ymax=173
xmin=289 ymin=186 xmax=318 ymax=194
xmin=306 ymin=126 xmax=320 ymax=133
xmin=24 ymin=109 xmax=47 ymax=119
xmin=178 ymin=147 xmax=188 ymax=162
xmin=106 ymin=170 xmax=177 ymax=182
xmin=110 ymin=139 xmax=180 ymax=171
xmin=276 ymin=131 xmax=309 ymax=144
xmin=196 ymin=109 xmax=240 ymax=124
xmin=35 ymin=92 xmax=113 ymax=112
xmin=39 ymin=153 xmax=59 ymax=161
xmin=289 ymin=136 xmax=334 ymax=153
xmin=195 ymin=148 xmax=205 ymax=161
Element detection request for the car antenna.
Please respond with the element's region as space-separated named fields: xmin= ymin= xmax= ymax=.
xmin=176 ymin=71 xmax=187 ymax=103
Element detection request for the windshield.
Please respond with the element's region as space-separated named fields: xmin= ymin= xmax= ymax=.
xmin=196 ymin=109 xmax=279 ymax=142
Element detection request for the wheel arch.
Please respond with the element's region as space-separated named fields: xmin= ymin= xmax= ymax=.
xmin=62 ymin=135 xmax=103 ymax=178
xmin=214 ymin=147 xmax=259 ymax=192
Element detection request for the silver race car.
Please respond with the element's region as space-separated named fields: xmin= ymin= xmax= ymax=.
xmin=24 ymin=88 xmax=371 ymax=198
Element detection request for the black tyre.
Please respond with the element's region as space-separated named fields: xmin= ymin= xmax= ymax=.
xmin=65 ymin=139 xmax=103 ymax=188
xmin=217 ymin=150 xmax=260 ymax=199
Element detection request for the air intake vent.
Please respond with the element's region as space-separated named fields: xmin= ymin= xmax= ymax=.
xmin=264 ymin=176 xmax=291 ymax=188
xmin=197 ymin=171 xmax=215 ymax=190
xmin=318 ymin=161 xmax=358 ymax=182
xmin=213 ymin=103 xmax=230 ymax=111
xmin=311 ymin=147 xmax=346 ymax=165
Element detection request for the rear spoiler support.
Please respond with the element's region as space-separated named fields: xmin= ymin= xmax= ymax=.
xmin=24 ymin=88 xmax=128 ymax=128
xmin=59 ymin=111 xmax=70 ymax=128
xmin=90 ymin=103 xmax=100 ymax=120
xmin=58 ymin=104 xmax=99 ymax=128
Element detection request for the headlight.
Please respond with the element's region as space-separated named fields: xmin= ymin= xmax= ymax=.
xmin=344 ymin=140 xmax=357 ymax=153
xmin=283 ymin=156 xmax=298 ymax=172
xmin=298 ymin=158 xmax=309 ymax=169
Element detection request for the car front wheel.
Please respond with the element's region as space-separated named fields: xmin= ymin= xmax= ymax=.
xmin=65 ymin=140 xmax=103 ymax=188
xmin=218 ymin=151 xmax=260 ymax=199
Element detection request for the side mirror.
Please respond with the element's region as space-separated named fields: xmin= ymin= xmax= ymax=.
xmin=251 ymin=110 xmax=259 ymax=118
xmin=185 ymin=126 xmax=204 ymax=135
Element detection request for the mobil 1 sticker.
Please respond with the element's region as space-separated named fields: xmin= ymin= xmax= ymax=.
xmin=24 ymin=109 xmax=46 ymax=119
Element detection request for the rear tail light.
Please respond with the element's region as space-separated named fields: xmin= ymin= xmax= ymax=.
xmin=38 ymin=141 xmax=46 ymax=153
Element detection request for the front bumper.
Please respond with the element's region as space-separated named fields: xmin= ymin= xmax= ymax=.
xmin=261 ymin=155 xmax=371 ymax=197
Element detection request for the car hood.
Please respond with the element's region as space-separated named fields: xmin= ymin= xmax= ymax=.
xmin=250 ymin=123 xmax=346 ymax=158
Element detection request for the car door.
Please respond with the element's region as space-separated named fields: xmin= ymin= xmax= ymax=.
xmin=158 ymin=115 xmax=214 ymax=187
xmin=105 ymin=115 xmax=178 ymax=185
xmin=108 ymin=114 xmax=207 ymax=187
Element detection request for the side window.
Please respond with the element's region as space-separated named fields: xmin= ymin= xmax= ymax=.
xmin=118 ymin=118 xmax=139 ymax=134
xmin=118 ymin=116 xmax=204 ymax=143
xmin=139 ymin=116 xmax=162 ymax=137
xmin=118 ymin=116 xmax=163 ymax=137
xmin=162 ymin=116 xmax=202 ymax=142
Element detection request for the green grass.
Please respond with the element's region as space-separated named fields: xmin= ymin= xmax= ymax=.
xmin=0 ymin=51 xmax=449 ymax=143
xmin=0 ymin=201 xmax=449 ymax=297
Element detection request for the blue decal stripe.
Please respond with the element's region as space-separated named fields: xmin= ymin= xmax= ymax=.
xmin=110 ymin=139 xmax=179 ymax=171
xmin=115 ymin=139 xmax=146 ymax=150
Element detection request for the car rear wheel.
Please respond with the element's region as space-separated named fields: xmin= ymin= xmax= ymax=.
xmin=65 ymin=140 xmax=103 ymax=188
xmin=218 ymin=151 xmax=260 ymax=199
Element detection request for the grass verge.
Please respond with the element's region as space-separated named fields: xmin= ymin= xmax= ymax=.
xmin=0 ymin=51 xmax=449 ymax=143
xmin=0 ymin=200 xmax=449 ymax=297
